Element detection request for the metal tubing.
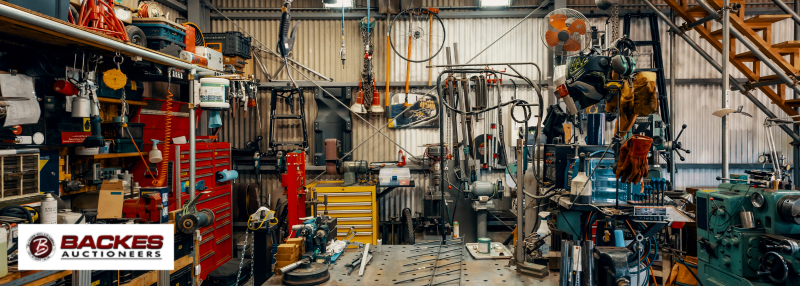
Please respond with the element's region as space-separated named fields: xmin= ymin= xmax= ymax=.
xmin=402 ymin=254 xmax=462 ymax=266
xmin=722 ymin=0 xmax=730 ymax=179
xmin=749 ymin=79 xmax=787 ymax=89
xmin=175 ymin=145 xmax=182 ymax=209
xmin=189 ymin=70 xmax=196 ymax=200
xmin=642 ymin=0 xmax=800 ymax=142
xmin=515 ymin=139 xmax=525 ymax=263
xmin=407 ymin=248 xmax=461 ymax=258
xmin=773 ymin=0 xmax=800 ymax=26
xmin=695 ymin=0 xmax=800 ymax=96
xmin=0 ymin=5 xmax=212 ymax=73
xmin=684 ymin=14 xmax=717 ymax=30
xmin=670 ymin=8 xmax=676 ymax=188
xmin=795 ymin=0 xmax=800 ymax=185
xmin=157 ymin=270 xmax=170 ymax=286
xmin=477 ymin=209 xmax=487 ymax=238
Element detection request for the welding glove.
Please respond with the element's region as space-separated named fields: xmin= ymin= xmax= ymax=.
xmin=614 ymin=139 xmax=632 ymax=182
xmin=625 ymin=135 xmax=653 ymax=185
xmin=614 ymin=80 xmax=636 ymax=136
xmin=633 ymin=72 xmax=659 ymax=116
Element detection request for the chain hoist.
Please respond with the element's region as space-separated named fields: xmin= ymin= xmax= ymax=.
xmin=610 ymin=3 xmax=620 ymax=43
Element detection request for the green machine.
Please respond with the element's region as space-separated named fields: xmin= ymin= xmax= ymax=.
xmin=697 ymin=183 xmax=800 ymax=285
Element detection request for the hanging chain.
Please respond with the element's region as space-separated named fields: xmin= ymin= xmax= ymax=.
xmin=610 ymin=3 xmax=620 ymax=42
xmin=114 ymin=52 xmax=129 ymax=118
xmin=235 ymin=228 xmax=251 ymax=285
xmin=248 ymin=231 xmax=255 ymax=286
xmin=361 ymin=21 xmax=374 ymax=98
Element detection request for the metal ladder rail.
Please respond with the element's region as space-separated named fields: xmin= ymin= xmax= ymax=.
xmin=268 ymin=87 xmax=309 ymax=152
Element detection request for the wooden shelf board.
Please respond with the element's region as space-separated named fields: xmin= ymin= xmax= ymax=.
xmin=97 ymin=97 xmax=148 ymax=106
xmin=120 ymin=255 xmax=194 ymax=286
xmin=80 ymin=152 xmax=148 ymax=159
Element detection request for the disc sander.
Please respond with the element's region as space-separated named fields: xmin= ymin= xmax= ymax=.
xmin=282 ymin=261 xmax=330 ymax=286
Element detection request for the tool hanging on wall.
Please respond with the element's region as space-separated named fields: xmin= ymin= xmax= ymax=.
xmin=152 ymin=70 xmax=174 ymax=187
xmin=359 ymin=16 xmax=378 ymax=115
xmin=103 ymin=53 xmax=130 ymax=122
xmin=83 ymin=55 xmax=107 ymax=148
xmin=339 ymin=4 xmax=346 ymax=69
xmin=79 ymin=0 xmax=129 ymax=42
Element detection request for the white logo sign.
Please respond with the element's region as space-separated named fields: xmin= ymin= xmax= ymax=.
xmin=18 ymin=224 xmax=174 ymax=270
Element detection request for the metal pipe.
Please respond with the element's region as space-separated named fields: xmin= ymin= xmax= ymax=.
xmin=684 ymin=14 xmax=717 ymax=30
xmin=0 ymin=5 xmax=213 ymax=74
xmin=670 ymin=9 xmax=677 ymax=185
xmin=773 ymin=0 xmax=800 ymax=26
xmin=695 ymin=0 xmax=800 ymax=96
xmin=516 ymin=139 xmax=525 ymax=263
xmin=175 ymin=145 xmax=182 ymax=209
xmin=722 ymin=0 xmax=731 ymax=179
xmin=477 ymin=210 xmax=487 ymax=238
xmin=189 ymin=69 xmax=196 ymax=200
xmin=794 ymin=0 xmax=800 ymax=185
xmin=642 ymin=0 xmax=800 ymax=143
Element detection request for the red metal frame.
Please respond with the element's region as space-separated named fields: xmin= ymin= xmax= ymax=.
xmin=78 ymin=0 xmax=129 ymax=42
xmin=282 ymin=152 xmax=307 ymax=228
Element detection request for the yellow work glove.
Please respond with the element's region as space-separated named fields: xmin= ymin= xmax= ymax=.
xmin=615 ymin=79 xmax=636 ymax=136
xmin=633 ymin=72 xmax=658 ymax=116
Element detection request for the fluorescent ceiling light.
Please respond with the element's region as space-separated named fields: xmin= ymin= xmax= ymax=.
xmin=480 ymin=0 xmax=510 ymax=6
xmin=324 ymin=0 xmax=353 ymax=8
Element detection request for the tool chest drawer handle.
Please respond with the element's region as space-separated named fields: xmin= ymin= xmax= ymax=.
xmin=335 ymin=217 xmax=373 ymax=221
xmin=326 ymin=202 xmax=373 ymax=207
xmin=337 ymin=231 xmax=372 ymax=236
xmin=325 ymin=209 xmax=373 ymax=214
xmin=314 ymin=192 xmax=373 ymax=196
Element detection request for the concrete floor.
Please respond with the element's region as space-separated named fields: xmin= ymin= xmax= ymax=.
xmin=265 ymin=244 xmax=561 ymax=286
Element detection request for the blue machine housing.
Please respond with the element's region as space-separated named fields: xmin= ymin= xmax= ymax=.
xmin=696 ymin=184 xmax=800 ymax=286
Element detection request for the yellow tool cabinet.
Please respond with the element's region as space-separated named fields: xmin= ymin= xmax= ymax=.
xmin=306 ymin=181 xmax=378 ymax=246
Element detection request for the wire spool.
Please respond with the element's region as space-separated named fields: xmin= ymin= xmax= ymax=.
xmin=198 ymin=78 xmax=230 ymax=110
xmin=137 ymin=2 xmax=163 ymax=18
xmin=236 ymin=183 xmax=259 ymax=221
xmin=177 ymin=209 xmax=215 ymax=234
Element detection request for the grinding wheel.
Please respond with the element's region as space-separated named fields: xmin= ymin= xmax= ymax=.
xmin=281 ymin=261 xmax=330 ymax=286
xmin=236 ymin=183 xmax=249 ymax=221
xmin=231 ymin=183 xmax=240 ymax=219
xmin=177 ymin=214 xmax=198 ymax=234
xmin=245 ymin=183 xmax=259 ymax=215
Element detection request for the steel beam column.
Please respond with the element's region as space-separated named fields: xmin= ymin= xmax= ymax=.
xmin=670 ymin=10 xmax=677 ymax=184
xmin=721 ymin=0 xmax=731 ymax=179
xmin=641 ymin=0 xmax=800 ymax=143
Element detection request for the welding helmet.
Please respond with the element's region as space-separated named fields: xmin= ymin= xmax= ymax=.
xmin=565 ymin=55 xmax=611 ymax=109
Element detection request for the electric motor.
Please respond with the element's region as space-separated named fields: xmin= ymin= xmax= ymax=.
xmin=777 ymin=195 xmax=800 ymax=225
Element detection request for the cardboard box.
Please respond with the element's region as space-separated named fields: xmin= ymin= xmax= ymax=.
xmin=276 ymin=244 xmax=299 ymax=254
xmin=275 ymin=252 xmax=299 ymax=262
xmin=97 ymin=181 xmax=125 ymax=219
xmin=286 ymin=238 xmax=304 ymax=247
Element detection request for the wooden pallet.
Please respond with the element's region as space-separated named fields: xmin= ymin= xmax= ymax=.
xmin=666 ymin=0 xmax=800 ymax=116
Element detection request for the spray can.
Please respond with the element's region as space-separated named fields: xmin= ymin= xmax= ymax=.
xmin=452 ymin=221 xmax=459 ymax=239
xmin=41 ymin=193 xmax=57 ymax=224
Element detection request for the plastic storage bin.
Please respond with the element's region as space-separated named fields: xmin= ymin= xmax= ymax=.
xmin=131 ymin=23 xmax=187 ymax=50
xmin=102 ymin=122 xmax=144 ymax=139
xmin=110 ymin=139 xmax=143 ymax=153
xmin=204 ymin=31 xmax=252 ymax=59
xmin=379 ymin=168 xmax=411 ymax=185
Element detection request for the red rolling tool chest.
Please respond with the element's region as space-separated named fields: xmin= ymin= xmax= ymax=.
xmin=130 ymin=142 xmax=232 ymax=280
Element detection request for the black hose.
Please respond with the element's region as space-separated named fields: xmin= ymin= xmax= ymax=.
xmin=0 ymin=205 xmax=33 ymax=223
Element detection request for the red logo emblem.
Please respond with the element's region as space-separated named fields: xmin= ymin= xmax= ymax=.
xmin=27 ymin=233 xmax=55 ymax=261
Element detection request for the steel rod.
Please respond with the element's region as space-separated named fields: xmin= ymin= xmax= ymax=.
xmin=516 ymin=139 xmax=525 ymax=263
xmin=403 ymin=254 xmax=463 ymax=266
xmin=669 ymin=7 xmax=676 ymax=190
xmin=189 ymin=70 xmax=196 ymax=200
xmin=393 ymin=269 xmax=460 ymax=284
xmin=773 ymin=0 xmax=800 ymax=26
xmin=684 ymin=13 xmax=717 ymax=29
xmin=721 ymin=0 xmax=731 ymax=179
xmin=642 ymin=0 xmax=800 ymax=142
xmin=407 ymin=248 xmax=461 ymax=258
xmin=399 ymin=260 xmax=461 ymax=274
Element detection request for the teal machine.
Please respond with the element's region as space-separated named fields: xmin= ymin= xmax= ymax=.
xmin=697 ymin=183 xmax=800 ymax=285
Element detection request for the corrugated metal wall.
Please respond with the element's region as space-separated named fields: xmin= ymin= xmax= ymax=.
xmin=209 ymin=5 xmax=798 ymax=215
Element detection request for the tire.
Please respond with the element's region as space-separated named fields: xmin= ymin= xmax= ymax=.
xmin=402 ymin=208 xmax=415 ymax=245
xmin=125 ymin=25 xmax=147 ymax=47
xmin=275 ymin=198 xmax=290 ymax=242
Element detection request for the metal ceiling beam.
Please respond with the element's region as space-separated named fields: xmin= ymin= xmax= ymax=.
xmin=153 ymin=0 xmax=187 ymax=13
xmin=210 ymin=7 xmax=784 ymax=20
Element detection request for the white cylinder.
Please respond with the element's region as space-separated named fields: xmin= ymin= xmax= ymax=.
xmin=198 ymin=78 xmax=230 ymax=109
xmin=71 ymin=96 xmax=91 ymax=118
xmin=41 ymin=194 xmax=57 ymax=224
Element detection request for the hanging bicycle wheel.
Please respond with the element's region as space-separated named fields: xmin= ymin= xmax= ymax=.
xmin=389 ymin=8 xmax=446 ymax=63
